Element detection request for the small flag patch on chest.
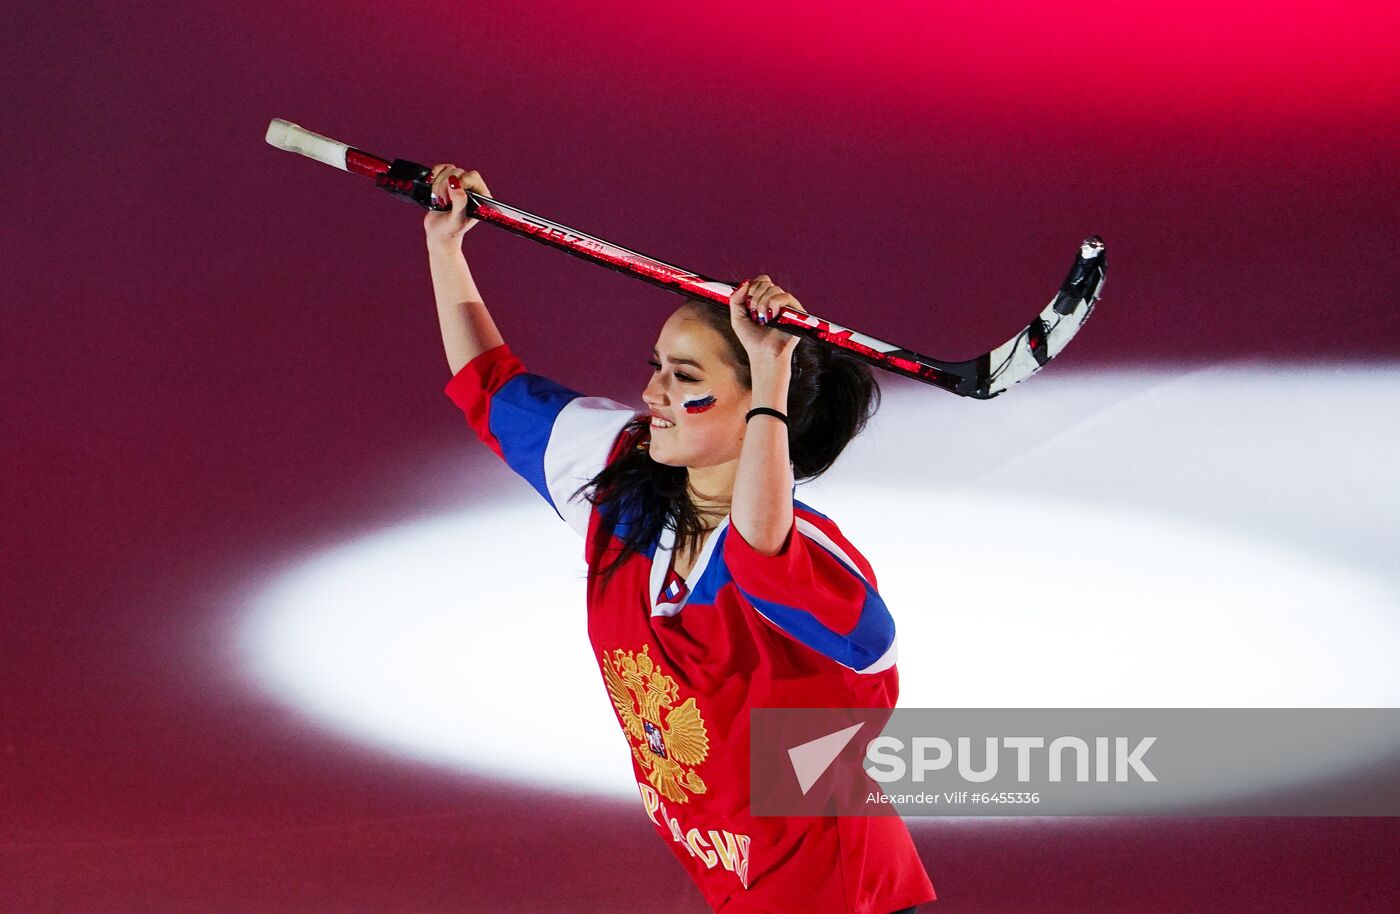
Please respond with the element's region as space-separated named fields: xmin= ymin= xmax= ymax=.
xmin=659 ymin=567 xmax=689 ymax=604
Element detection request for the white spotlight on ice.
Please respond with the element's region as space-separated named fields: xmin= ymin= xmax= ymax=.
xmin=239 ymin=366 xmax=1400 ymax=800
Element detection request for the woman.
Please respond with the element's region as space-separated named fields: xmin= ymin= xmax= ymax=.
xmin=426 ymin=164 xmax=936 ymax=914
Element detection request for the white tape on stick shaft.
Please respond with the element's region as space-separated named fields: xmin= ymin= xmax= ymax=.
xmin=265 ymin=118 xmax=350 ymax=171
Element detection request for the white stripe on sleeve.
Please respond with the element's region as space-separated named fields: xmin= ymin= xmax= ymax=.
xmin=543 ymin=397 xmax=637 ymax=536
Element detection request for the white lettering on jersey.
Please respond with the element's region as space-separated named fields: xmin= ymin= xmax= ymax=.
xmin=637 ymin=782 xmax=750 ymax=888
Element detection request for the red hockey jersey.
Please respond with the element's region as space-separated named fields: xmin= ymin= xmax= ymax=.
xmin=446 ymin=343 xmax=936 ymax=913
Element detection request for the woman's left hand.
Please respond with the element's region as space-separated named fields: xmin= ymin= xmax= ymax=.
xmin=728 ymin=274 xmax=805 ymax=365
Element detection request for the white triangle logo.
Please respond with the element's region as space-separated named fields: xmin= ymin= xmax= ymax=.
xmin=787 ymin=723 xmax=866 ymax=796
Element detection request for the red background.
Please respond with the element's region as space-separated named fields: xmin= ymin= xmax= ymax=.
xmin=4 ymin=1 xmax=1399 ymax=910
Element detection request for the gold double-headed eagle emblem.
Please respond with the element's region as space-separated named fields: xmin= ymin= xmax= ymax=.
xmin=602 ymin=644 xmax=709 ymax=803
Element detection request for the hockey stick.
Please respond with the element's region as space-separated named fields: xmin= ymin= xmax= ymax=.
xmin=265 ymin=118 xmax=1105 ymax=398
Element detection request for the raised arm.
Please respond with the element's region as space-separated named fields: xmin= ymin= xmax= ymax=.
xmin=424 ymin=165 xmax=503 ymax=375
xmin=722 ymin=279 xmax=898 ymax=673
xmin=430 ymin=165 xmax=636 ymax=537
xmin=728 ymin=274 xmax=802 ymax=555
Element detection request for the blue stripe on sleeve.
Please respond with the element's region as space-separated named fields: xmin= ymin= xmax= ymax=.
xmin=741 ymin=582 xmax=895 ymax=672
xmin=734 ymin=528 xmax=896 ymax=671
xmin=487 ymin=373 xmax=582 ymax=512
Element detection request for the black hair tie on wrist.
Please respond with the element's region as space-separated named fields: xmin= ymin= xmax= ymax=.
xmin=745 ymin=407 xmax=788 ymax=425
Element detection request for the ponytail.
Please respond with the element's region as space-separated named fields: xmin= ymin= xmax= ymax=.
xmin=785 ymin=340 xmax=880 ymax=480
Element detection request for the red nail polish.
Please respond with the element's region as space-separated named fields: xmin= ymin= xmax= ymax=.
xmin=448 ymin=175 xmax=460 ymax=189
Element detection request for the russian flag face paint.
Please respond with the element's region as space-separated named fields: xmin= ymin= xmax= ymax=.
xmin=682 ymin=392 xmax=717 ymax=414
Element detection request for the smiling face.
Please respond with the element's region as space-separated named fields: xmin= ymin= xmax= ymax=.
xmin=642 ymin=304 xmax=751 ymax=469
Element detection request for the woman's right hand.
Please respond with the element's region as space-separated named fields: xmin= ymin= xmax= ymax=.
xmin=423 ymin=164 xmax=492 ymax=245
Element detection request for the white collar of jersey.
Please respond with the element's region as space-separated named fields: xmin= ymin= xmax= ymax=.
xmin=650 ymin=516 xmax=730 ymax=617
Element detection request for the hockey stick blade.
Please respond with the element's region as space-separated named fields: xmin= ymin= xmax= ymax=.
xmin=972 ymin=236 xmax=1106 ymax=399
xmin=266 ymin=118 xmax=1106 ymax=398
